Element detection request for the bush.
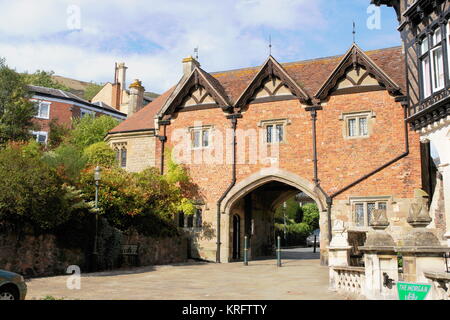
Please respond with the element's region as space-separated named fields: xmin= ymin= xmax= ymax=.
xmin=84 ymin=142 xmax=116 ymax=167
xmin=0 ymin=143 xmax=91 ymax=231
xmin=43 ymin=144 xmax=87 ymax=183
xmin=70 ymin=115 xmax=119 ymax=149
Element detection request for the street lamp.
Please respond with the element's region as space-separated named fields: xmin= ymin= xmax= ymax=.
xmin=92 ymin=166 xmax=101 ymax=271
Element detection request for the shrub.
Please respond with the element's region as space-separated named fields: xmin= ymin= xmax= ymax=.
xmin=70 ymin=115 xmax=119 ymax=149
xmin=84 ymin=142 xmax=116 ymax=167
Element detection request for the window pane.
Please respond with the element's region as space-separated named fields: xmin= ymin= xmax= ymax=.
xmin=266 ymin=125 xmax=273 ymax=143
xmin=422 ymin=56 xmax=431 ymax=98
xmin=37 ymin=133 xmax=47 ymax=144
xmin=121 ymin=148 xmax=127 ymax=168
xmin=115 ymin=149 xmax=120 ymax=163
xmin=421 ymin=37 xmax=429 ymax=55
xmin=359 ymin=117 xmax=368 ymax=136
xmin=195 ymin=209 xmax=202 ymax=228
xmin=178 ymin=212 xmax=185 ymax=228
xmin=378 ymin=202 xmax=387 ymax=211
xmin=433 ymin=28 xmax=442 ymax=44
xmin=39 ymin=103 xmax=49 ymax=118
xmin=187 ymin=215 xmax=194 ymax=228
xmin=276 ymin=124 xmax=283 ymax=142
xmin=432 ymin=47 xmax=444 ymax=90
xmin=202 ymin=129 xmax=209 ymax=147
xmin=193 ymin=130 xmax=200 ymax=148
xmin=355 ymin=203 xmax=364 ymax=226
xmin=367 ymin=203 xmax=376 ymax=226
xmin=348 ymin=119 xmax=356 ymax=137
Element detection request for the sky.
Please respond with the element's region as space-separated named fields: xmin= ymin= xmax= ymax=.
xmin=0 ymin=0 xmax=401 ymax=94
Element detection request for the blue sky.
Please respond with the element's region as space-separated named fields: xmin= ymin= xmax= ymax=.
xmin=0 ymin=0 xmax=401 ymax=94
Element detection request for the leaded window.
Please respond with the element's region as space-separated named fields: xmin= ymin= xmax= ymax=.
xmin=353 ymin=201 xmax=387 ymax=227
xmin=191 ymin=127 xmax=211 ymax=149
xmin=266 ymin=123 xmax=284 ymax=143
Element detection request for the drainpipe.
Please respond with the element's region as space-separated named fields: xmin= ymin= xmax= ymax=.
xmin=306 ymin=97 xmax=410 ymax=244
xmin=157 ymin=120 xmax=170 ymax=175
xmin=216 ymin=113 xmax=242 ymax=263
xmin=306 ymin=104 xmax=333 ymax=243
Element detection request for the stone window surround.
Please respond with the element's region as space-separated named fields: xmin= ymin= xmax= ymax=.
xmin=187 ymin=125 xmax=214 ymax=150
xmin=339 ymin=110 xmax=376 ymax=140
xmin=346 ymin=195 xmax=393 ymax=232
xmin=178 ymin=205 xmax=204 ymax=232
xmin=31 ymin=99 xmax=51 ymax=120
xmin=257 ymin=118 xmax=292 ymax=144
xmin=113 ymin=142 xmax=128 ymax=168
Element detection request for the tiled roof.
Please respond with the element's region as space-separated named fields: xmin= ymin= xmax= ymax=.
xmin=109 ymin=87 xmax=176 ymax=133
xmin=29 ymin=85 xmax=126 ymax=116
xmin=108 ymin=46 xmax=405 ymax=134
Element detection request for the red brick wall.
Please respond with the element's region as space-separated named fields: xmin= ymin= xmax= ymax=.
xmin=161 ymin=90 xmax=421 ymax=204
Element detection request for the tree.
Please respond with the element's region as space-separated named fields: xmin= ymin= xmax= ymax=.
xmin=0 ymin=143 xmax=91 ymax=231
xmin=48 ymin=119 xmax=71 ymax=149
xmin=302 ymin=203 xmax=320 ymax=231
xmin=22 ymin=70 xmax=70 ymax=91
xmin=83 ymin=82 xmax=103 ymax=101
xmin=0 ymin=58 xmax=37 ymax=146
xmin=84 ymin=141 xmax=116 ymax=167
xmin=70 ymin=115 xmax=119 ymax=149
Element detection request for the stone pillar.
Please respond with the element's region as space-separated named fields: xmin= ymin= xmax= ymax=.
xmin=328 ymin=220 xmax=351 ymax=290
xmin=359 ymin=209 xmax=398 ymax=300
xmin=441 ymin=163 xmax=450 ymax=246
xmin=397 ymin=189 xmax=449 ymax=291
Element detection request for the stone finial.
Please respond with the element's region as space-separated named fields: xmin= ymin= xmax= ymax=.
xmin=407 ymin=189 xmax=432 ymax=228
xmin=370 ymin=209 xmax=389 ymax=230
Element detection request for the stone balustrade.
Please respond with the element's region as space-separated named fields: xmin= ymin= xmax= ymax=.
xmin=332 ymin=266 xmax=365 ymax=296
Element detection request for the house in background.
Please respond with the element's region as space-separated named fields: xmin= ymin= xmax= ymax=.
xmin=91 ymin=62 xmax=157 ymax=116
xmin=29 ymin=85 xmax=126 ymax=144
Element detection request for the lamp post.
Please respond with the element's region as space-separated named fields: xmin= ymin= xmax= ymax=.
xmin=283 ymin=201 xmax=287 ymax=245
xmin=92 ymin=166 xmax=101 ymax=271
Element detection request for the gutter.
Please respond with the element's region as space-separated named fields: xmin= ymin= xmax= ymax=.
xmin=216 ymin=113 xmax=242 ymax=263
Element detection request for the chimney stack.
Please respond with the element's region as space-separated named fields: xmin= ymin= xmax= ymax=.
xmin=128 ymin=79 xmax=145 ymax=116
xmin=116 ymin=62 xmax=128 ymax=89
xmin=182 ymin=56 xmax=200 ymax=77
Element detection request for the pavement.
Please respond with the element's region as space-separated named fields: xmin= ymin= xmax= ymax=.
xmin=26 ymin=247 xmax=349 ymax=300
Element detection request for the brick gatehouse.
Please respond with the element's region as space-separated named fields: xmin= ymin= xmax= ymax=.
xmin=107 ymin=44 xmax=443 ymax=265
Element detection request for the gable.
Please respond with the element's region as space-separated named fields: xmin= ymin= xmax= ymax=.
xmin=315 ymin=44 xmax=402 ymax=100
xmin=234 ymin=56 xmax=310 ymax=110
xmin=253 ymin=77 xmax=294 ymax=99
xmin=181 ymin=86 xmax=216 ymax=107
xmin=334 ymin=66 xmax=380 ymax=91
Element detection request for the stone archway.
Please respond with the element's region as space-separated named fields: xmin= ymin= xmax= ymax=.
xmin=219 ymin=168 xmax=328 ymax=263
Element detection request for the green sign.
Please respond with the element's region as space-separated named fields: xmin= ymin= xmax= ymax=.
xmin=397 ymin=282 xmax=431 ymax=300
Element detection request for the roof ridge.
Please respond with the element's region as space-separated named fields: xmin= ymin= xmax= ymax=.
xmin=210 ymin=45 xmax=402 ymax=76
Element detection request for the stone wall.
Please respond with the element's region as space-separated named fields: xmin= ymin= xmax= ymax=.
xmin=0 ymin=231 xmax=188 ymax=278
xmin=122 ymin=232 xmax=188 ymax=266
xmin=0 ymin=233 xmax=85 ymax=278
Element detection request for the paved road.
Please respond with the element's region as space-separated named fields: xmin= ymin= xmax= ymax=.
xmin=26 ymin=247 xmax=348 ymax=300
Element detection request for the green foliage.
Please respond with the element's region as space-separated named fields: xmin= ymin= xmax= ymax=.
xmin=0 ymin=58 xmax=37 ymax=146
xmin=43 ymin=144 xmax=87 ymax=183
xmin=274 ymin=198 xmax=303 ymax=223
xmin=70 ymin=115 xmax=119 ymax=149
xmin=48 ymin=120 xmax=70 ymax=150
xmin=302 ymin=203 xmax=320 ymax=231
xmin=0 ymin=143 xmax=91 ymax=231
xmin=83 ymin=82 xmax=103 ymax=101
xmin=22 ymin=70 xmax=70 ymax=91
xmin=84 ymin=142 xmax=116 ymax=167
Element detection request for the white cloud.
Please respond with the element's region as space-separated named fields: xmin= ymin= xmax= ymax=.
xmin=0 ymin=0 xmax=326 ymax=93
